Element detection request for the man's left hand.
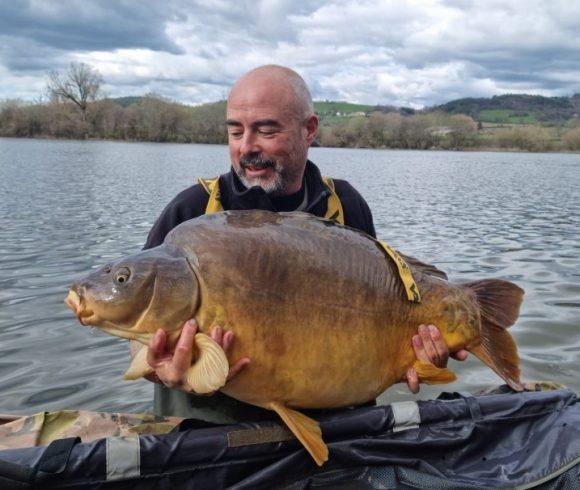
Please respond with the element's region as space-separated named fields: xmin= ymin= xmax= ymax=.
xmin=405 ymin=324 xmax=469 ymax=394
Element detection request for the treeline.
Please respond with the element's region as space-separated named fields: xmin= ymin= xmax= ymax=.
xmin=0 ymin=97 xmax=227 ymax=144
xmin=2 ymin=96 xmax=580 ymax=152
xmin=318 ymin=112 xmax=479 ymax=150
xmin=318 ymin=111 xmax=580 ymax=152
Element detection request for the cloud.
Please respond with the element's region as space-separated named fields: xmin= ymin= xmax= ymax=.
xmin=1 ymin=0 xmax=579 ymax=107
xmin=0 ymin=1 xmax=184 ymax=57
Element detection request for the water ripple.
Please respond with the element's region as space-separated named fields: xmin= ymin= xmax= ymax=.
xmin=0 ymin=139 xmax=578 ymax=414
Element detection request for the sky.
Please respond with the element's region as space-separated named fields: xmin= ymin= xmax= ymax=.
xmin=1 ymin=0 xmax=580 ymax=109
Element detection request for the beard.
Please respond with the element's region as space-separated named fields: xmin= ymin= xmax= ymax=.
xmin=237 ymin=155 xmax=288 ymax=195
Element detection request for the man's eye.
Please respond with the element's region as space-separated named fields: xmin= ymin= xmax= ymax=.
xmin=228 ymin=131 xmax=243 ymax=138
xmin=258 ymin=129 xmax=276 ymax=137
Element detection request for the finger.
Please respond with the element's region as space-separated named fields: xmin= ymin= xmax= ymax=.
xmin=210 ymin=325 xmax=223 ymax=346
xmin=412 ymin=327 xmax=428 ymax=361
xmin=428 ymin=324 xmax=449 ymax=367
xmin=406 ymin=367 xmax=420 ymax=394
xmin=172 ymin=322 xmax=196 ymax=373
xmin=184 ymin=318 xmax=199 ymax=335
xmin=418 ymin=324 xmax=440 ymax=365
xmin=451 ymin=349 xmax=469 ymax=361
xmin=222 ymin=331 xmax=234 ymax=354
xmin=227 ymin=357 xmax=250 ymax=381
xmin=147 ymin=329 xmax=166 ymax=368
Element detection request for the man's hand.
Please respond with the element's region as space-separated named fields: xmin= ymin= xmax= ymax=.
xmin=146 ymin=319 xmax=250 ymax=393
xmin=405 ymin=324 xmax=469 ymax=394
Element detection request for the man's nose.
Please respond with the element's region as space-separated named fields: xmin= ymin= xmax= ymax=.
xmin=239 ymin=132 xmax=261 ymax=155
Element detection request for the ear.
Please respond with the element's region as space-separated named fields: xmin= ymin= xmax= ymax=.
xmin=304 ymin=114 xmax=319 ymax=145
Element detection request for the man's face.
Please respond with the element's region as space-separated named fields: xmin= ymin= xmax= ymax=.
xmin=226 ymin=79 xmax=317 ymax=196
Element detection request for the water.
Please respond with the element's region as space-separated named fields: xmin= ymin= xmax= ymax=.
xmin=0 ymin=138 xmax=578 ymax=414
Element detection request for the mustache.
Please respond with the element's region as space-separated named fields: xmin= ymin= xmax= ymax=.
xmin=239 ymin=155 xmax=277 ymax=170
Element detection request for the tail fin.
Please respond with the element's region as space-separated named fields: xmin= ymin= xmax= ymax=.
xmin=269 ymin=402 xmax=328 ymax=466
xmin=464 ymin=279 xmax=524 ymax=391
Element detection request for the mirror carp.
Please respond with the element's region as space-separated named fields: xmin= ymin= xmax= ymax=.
xmin=66 ymin=210 xmax=524 ymax=466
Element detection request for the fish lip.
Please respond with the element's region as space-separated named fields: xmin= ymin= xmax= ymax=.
xmin=65 ymin=290 xmax=80 ymax=314
xmin=78 ymin=313 xmax=95 ymax=326
xmin=65 ymin=289 xmax=94 ymax=325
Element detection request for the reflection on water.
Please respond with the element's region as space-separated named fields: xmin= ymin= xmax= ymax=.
xmin=0 ymin=138 xmax=578 ymax=414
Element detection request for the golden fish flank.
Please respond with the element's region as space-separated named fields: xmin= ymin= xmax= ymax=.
xmin=66 ymin=210 xmax=525 ymax=466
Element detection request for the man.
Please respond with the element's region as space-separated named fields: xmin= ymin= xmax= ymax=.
xmin=136 ymin=65 xmax=467 ymax=422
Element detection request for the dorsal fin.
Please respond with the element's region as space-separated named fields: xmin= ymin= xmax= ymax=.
xmin=398 ymin=253 xmax=448 ymax=280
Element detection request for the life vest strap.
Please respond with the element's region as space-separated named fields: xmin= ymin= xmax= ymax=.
xmin=377 ymin=241 xmax=421 ymax=303
xmin=321 ymin=177 xmax=344 ymax=225
xmin=199 ymin=175 xmax=344 ymax=225
xmin=198 ymin=177 xmax=224 ymax=214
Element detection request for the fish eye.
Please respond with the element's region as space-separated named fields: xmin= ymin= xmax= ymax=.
xmin=114 ymin=268 xmax=131 ymax=285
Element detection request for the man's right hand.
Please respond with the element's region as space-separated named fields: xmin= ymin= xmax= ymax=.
xmin=146 ymin=319 xmax=250 ymax=393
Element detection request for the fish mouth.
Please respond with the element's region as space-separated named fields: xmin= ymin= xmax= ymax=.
xmin=65 ymin=290 xmax=81 ymax=314
xmin=65 ymin=290 xmax=95 ymax=326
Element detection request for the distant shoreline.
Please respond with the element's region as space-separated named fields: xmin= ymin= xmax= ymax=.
xmin=2 ymin=135 xmax=578 ymax=155
xmin=3 ymin=95 xmax=579 ymax=153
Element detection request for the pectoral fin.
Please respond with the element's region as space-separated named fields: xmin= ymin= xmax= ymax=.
xmin=124 ymin=345 xmax=154 ymax=380
xmin=186 ymin=333 xmax=229 ymax=394
xmin=413 ymin=360 xmax=457 ymax=384
xmin=269 ymin=402 xmax=328 ymax=466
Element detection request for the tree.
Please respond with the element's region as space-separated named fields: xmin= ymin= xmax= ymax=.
xmin=47 ymin=62 xmax=103 ymax=126
xmin=563 ymin=127 xmax=580 ymax=151
xmin=445 ymin=114 xmax=478 ymax=149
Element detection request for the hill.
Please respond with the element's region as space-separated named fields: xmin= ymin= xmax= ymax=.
xmin=434 ymin=94 xmax=580 ymax=124
xmin=105 ymin=96 xmax=144 ymax=107
xmin=314 ymin=100 xmax=373 ymax=118
xmin=106 ymin=97 xmax=381 ymax=123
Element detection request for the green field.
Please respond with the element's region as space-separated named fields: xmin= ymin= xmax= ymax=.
xmin=314 ymin=101 xmax=374 ymax=123
xmin=314 ymin=101 xmax=373 ymax=114
xmin=479 ymin=109 xmax=538 ymax=124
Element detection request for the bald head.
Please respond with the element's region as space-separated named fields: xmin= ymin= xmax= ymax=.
xmin=228 ymin=65 xmax=314 ymax=119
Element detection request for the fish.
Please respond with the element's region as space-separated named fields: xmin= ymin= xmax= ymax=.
xmin=65 ymin=210 xmax=524 ymax=466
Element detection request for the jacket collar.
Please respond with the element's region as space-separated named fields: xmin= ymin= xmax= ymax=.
xmin=220 ymin=160 xmax=329 ymax=216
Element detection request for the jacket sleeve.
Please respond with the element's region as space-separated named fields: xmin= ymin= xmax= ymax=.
xmin=143 ymin=184 xmax=209 ymax=250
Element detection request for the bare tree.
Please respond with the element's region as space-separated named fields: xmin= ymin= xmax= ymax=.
xmin=47 ymin=62 xmax=103 ymax=123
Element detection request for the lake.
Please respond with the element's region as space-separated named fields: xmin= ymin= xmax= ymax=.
xmin=0 ymin=137 xmax=578 ymax=414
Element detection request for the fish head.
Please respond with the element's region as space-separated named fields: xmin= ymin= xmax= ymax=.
xmin=65 ymin=247 xmax=199 ymax=343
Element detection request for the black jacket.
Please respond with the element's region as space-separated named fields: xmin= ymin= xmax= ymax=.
xmin=144 ymin=160 xmax=375 ymax=249
xmin=144 ymin=161 xmax=376 ymax=422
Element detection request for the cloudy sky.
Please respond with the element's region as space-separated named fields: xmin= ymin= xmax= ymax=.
xmin=2 ymin=0 xmax=580 ymax=108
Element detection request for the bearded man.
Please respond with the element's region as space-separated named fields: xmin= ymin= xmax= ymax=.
xmin=135 ymin=65 xmax=467 ymax=422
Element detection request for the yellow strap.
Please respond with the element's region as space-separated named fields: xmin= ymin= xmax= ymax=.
xmin=198 ymin=177 xmax=224 ymax=214
xmin=321 ymin=177 xmax=344 ymax=225
xmin=377 ymin=241 xmax=421 ymax=303
xmin=199 ymin=175 xmax=345 ymax=225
